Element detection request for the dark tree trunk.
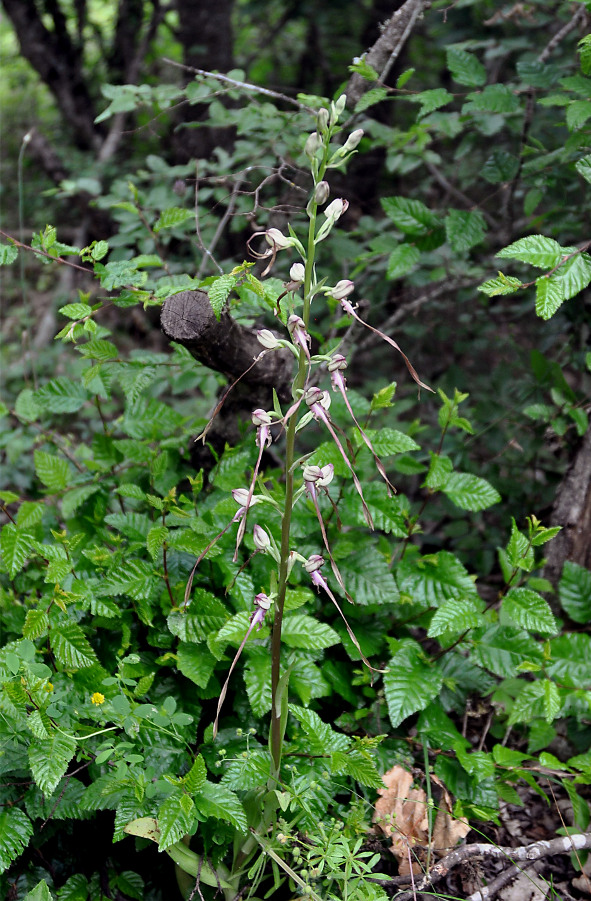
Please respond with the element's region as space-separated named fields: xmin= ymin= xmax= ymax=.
xmin=161 ymin=290 xmax=293 ymax=472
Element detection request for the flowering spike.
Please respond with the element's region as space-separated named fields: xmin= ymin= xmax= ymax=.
xmin=328 ymin=353 xmax=397 ymax=496
xmin=305 ymin=387 xmax=374 ymax=529
xmin=338 ymin=297 xmax=434 ymax=393
xmin=213 ymin=593 xmax=272 ymax=737
xmin=234 ymin=411 xmax=273 ymax=561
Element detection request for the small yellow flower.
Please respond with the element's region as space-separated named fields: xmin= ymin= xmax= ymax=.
xmin=91 ymin=692 xmax=105 ymax=706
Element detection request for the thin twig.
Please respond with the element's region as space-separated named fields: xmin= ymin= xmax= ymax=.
xmin=197 ymin=173 xmax=245 ymax=278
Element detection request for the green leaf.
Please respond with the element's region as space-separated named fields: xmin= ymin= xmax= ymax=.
xmin=386 ymin=244 xmax=420 ymax=279
xmin=34 ymin=450 xmax=71 ymax=491
xmin=15 ymin=388 xmax=41 ymax=422
xmin=77 ymin=339 xmax=118 ymax=362
xmin=361 ymin=428 xmax=420 ymax=456
xmin=446 ymin=48 xmax=486 ymax=87
xmin=209 ymin=275 xmax=236 ymax=319
xmin=501 ymin=588 xmax=557 ymax=636
xmin=104 ymin=512 xmax=152 ymax=541
xmin=559 ymin=561 xmax=591 ymax=623
xmin=441 ymin=471 xmax=501 ymax=511
xmin=58 ymin=302 xmax=92 ymax=320
xmin=472 ymin=625 xmax=543 ymax=677
xmin=354 ymin=86 xmax=389 ymax=113
xmin=94 ymin=260 xmax=146 ymax=290
xmin=481 ymin=150 xmax=520 ymax=184
xmin=497 ymin=235 xmax=563 ymax=269
xmin=168 ymin=592 xmax=228 ymax=642
xmin=153 ymin=207 xmax=193 ymax=232
xmin=23 ymin=609 xmax=50 ymax=639
xmin=196 ymin=782 xmax=247 ymax=832
xmin=427 ymin=598 xmax=483 ymax=637
xmin=445 ymin=210 xmax=487 ymax=253
xmin=185 ymin=755 xmax=207 ymax=794
xmin=424 ymin=453 xmax=453 ymax=490
xmin=508 ymin=680 xmax=561 ymax=726
xmin=330 ymin=748 xmax=384 ymax=788
xmin=566 ymin=99 xmax=591 ymax=131
xmin=409 ymin=88 xmax=453 ymax=118
xmin=146 ymin=525 xmax=167 ymax=560
xmin=0 ymin=808 xmax=33 ymax=873
xmin=281 ymin=614 xmax=340 ymax=650
xmin=23 ymin=880 xmax=54 ymax=901
xmin=157 ymin=793 xmax=194 ymax=851
xmin=396 ymin=68 xmax=415 ymax=89
xmin=0 ymin=242 xmax=18 ymax=265
xmin=535 ymin=251 xmax=591 ymax=319
xmin=381 ymin=196 xmax=441 ymax=236
xmin=290 ymin=705 xmax=350 ymax=754
xmin=547 ymin=633 xmax=591 ymax=688
xmin=575 ymin=153 xmax=591 ymax=184
xmin=384 ymin=641 xmax=443 ymax=728
xmin=50 ymin=622 xmax=97 ymax=669
xmin=177 ymin=643 xmax=217 ymax=689
xmin=29 ymin=731 xmax=77 ymax=795
xmin=397 ymin=550 xmax=478 ymax=606
xmin=0 ymin=524 xmax=34 ymax=578
xmin=335 ymin=546 xmax=399 ymax=605
xmin=61 ymin=485 xmax=100 ymax=517
xmin=244 ymin=651 xmax=272 ymax=715
xmin=463 ymin=84 xmax=520 ymax=114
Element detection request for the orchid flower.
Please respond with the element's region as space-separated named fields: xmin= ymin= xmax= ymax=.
xmin=328 ymin=353 xmax=396 ymax=496
xmin=213 ymin=592 xmax=273 ymax=737
xmin=305 ymin=386 xmax=374 ymax=528
xmin=332 ymin=286 xmax=433 ymax=393
xmin=303 ymin=555 xmax=382 ymax=678
xmin=287 ymin=314 xmax=311 ymax=363
xmin=234 ymin=409 xmax=274 ymax=561
xmin=246 ymin=227 xmax=305 ymax=276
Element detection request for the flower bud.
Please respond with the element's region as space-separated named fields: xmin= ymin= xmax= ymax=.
xmin=257 ymin=328 xmax=281 ymax=349
xmin=253 ymin=524 xmax=271 ymax=551
xmin=317 ymin=108 xmax=329 ymax=132
xmin=287 ymin=314 xmax=306 ymax=336
xmin=334 ymin=94 xmax=347 ymax=116
xmin=289 ymin=262 xmax=305 ymax=283
xmin=324 ymin=198 xmax=349 ymax=223
xmin=232 ymin=488 xmax=261 ymax=507
xmin=304 ymin=131 xmax=322 ymax=158
xmin=265 ymin=228 xmax=291 ymax=249
xmin=330 ymin=279 xmax=355 ymax=300
xmin=342 ymin=128 xmax=364 ymax=152
xmin=313 ymin=181 xmax=330 ymax=205
xmin=254 ymin=592 xmax=272 ymax=611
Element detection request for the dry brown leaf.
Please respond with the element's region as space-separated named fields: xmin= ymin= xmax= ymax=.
xmin=373 ymin=765 xmax=469 ymax=875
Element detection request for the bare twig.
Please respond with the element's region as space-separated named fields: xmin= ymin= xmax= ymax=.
xmin=197 ymin=173 xmax=245 ymax=278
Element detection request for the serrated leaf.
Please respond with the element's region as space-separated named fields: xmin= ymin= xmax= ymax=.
xmin=196 ymin=782 xmax=247 ymax=832
xmin=100 ymin=560 xmax=158 ymax=602
xmin=281 ymin=614 xmax=340 ymax=650
xmin=104 ymin=512 xmax=152 ymax=541
xmin=566 ymin=99 xmax=591 ymax=131
xmin=446 ymin=48 xmax=486 ymax=87
xmin=0 ymin=524 xmax=34 ymax=577
xmin=445 ymin=209 xmax=487 ymax=253
xmin=481 ymin=150 xmax=520 ymax=184
xmin=381 ymin=196 xmax=441 ymax=236
xmin=330 ymin=748 xmax=383 ymax=788
xmin=497 ymin=235 xmax=563 ymax=268
xmin=23 ymin=880 xmax=54 ymax=901
xmin=29 ymin=730 xmax=77 ymax=795
xmin=386 ymin=244 xmax=420 ymax=279
xmin=0 ymin=242 xmax=18 ymax=265
xmin=336 ymin=546 xmax=399 ymax=605
xmin=244 ymin=651 xmax=272 ymax=715
xmin=146 ymin=525 xmax=167 ymax=559
xmin=290 ymin=704 xmax=350 ymax=754
xmin=153 ymin=207 xmax=193 ymax=232
xmin=383 ymin=642 xmax=443 ymax=728
xmin=220 ymin=750 xmax=271 ymax=791
xmin=501 ymin=588 xmax=557 ymax=636
xmin=508 ymin=679 xmax=561 ymax=726
xmin=23 ymin=609 xmax=50 ymax=639
xmin=61 ymin=485 xmax=99 ymax=517
xmin=15 ymin=388 xmax=41 ymax=422
xmin=559 ymin=561 xmax=591 ymax=623
xmin=50 ymin=622 xmax=97 ymax=669
xmin=575 ymin=153 xmax=591 ymax=184
xmin=0 ymin=808 xmax=33 ymax=874
xmin=397 ymin=550 xmax=478 ymax=606
xmin=472 ymin=625 xmax=543 ymax=677
xmin=427 ymin=598 xmax=483 ymax=637
xmin=463 ymin=84 xmax=520 ymax=114
xmin=34 ymin=450 xmax=71 ymax=491
xmin=58 ymin=302 xmax=93 ymax=320
xmin=209 ymin=275 xmax=236 ymax=319
xmin=442 ymin=471 xmax=501 ymax=511
xmin=535 ymin=251 xmax=591 ymax=319
xmin=34 ymin=377 xmax=89 ymax=413
xmin=409 ymin=88 xmax=453 ymax=118
xmin=77 ymin=338 xmax=118 ymax=362
xmin=157 ymin=791 xmax=195 ymax=850
xmin=547 ymin=633 xmax=591 ymax=688
xmin=168 ymin=592 xmax=228 ymax=642
xmin=177 ymin=643 xmax=217 ymax=689
xmin=118 ymin=365 xmax=157 ymax=404
xmin=184 ymin=755 xmax=207 ymax=794
xmin=354 ymin=86 xmax=389 ymax=113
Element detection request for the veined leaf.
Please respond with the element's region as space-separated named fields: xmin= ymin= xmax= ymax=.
xmin=535 ymin=250 xmax=591 ymax=319
xmin=445 ymin=209 xmax=487 ymax=253
xmin=0 ymin=524 xmax=34 ymax=578
xmin=472 ymin=625 xmax=543 ymax=677
xmin=33 ymin=377 xmax=89 ymax=414
xmin=50 ymin=622 xmax=97 ymax=669
xmin=157 ymin=791 xmax=195 ymax=850
xmin=381 ymin=196 xmax=441 ymax=236
xmin=23 ymin=880 xmax=53 ymax=901
xmin=177 ymin=642 xmax=217 ymax=689
xmin=281 ymin=614 xmax=339 ymax=650
xmin=559 ymin=561 xmax=591 ymax=623
xmin=290 ymin=704 xmax=350 ymax=754
xmin=500 ymin=587 xmax=557 ymax=636
xmin=153 ymin=207 xmax=193 ymax=232
xmin=427 ymin=598 xmax=483 ymax=637
xmin=397 ymin=550 xmax=478 ymax=606
xmin=196 ymin=782 xmax=247 ymax=832
xmin=546 ymin=633 xmax=591 ymax=688
xmin=409 ymin=88 xmax=453 ymax=118
xmin=330 ymin=749 xmax=383 ymax=789
xmin=446 ymin=47 xmax=486 ymax=87
xmin=508 ymin=679 xmax=561 ymax=726
xmin=441 ymin=471 xmax=501 ymax=511
xmin=360 ymin=428 xmax=420 ymax=455
xmin=221 ymin=750 xmax=271 ymax=791
xmin=61 ymin=485 xmax=100 ymax=517
xmin=209 ymin=274 xmax=237 ymax=319
xmin=386 ymin=244 xmax=420 ymax=279
xmin=463 ymin=84 xmax=520 ymax=114
xmin=29 ymin=731 xmax=77 ymax=796
xmin=0 ymin=242 xmax=18 ymax=266
xmin=335 ymin=546 xmax=399 ymax=605
xmin=34 ymin=450 xmax=71 ymax=491
xmin=168 ymin=592 xmax=228 ymax=642
xmin=185 ymin=755 xmax=207 ymax=794
xmin=496 ymin=235 xmax=563 ymax=268
xmin=0 ymin=808 xmax=33 ymax=874
xmin=23 ymin=609 xmax=49 ymax=640
xmin=384 ymin=641 xmax=443 ymax=728
xmin=244 ymin=650 xmax=272 ymax=715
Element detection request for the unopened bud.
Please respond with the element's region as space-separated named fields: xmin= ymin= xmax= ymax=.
xmin=327 ymin=353 xmax=347 ymax=372
xmin=257 ymin=328 xmax=281 ymax=349
xmin=287 ymin=314 xmax=306 ymax=336
xmin=314 ymin=180 xmax=330 ymax=205
xmin=252 ymin=409 xmax=273 ymax=427
xmin=253 ymin=525 xmax=271 ymax=551
xmin=290 ymin=262 xmax=305 ymax=283
xmin=304 ymin=131 xmax=322 ymax=158
xmin=254 ymin=592 xmax=272 ymax=611
xmin=304 ymin=554 xmax=324 ymax=573
xmin=330 ymin=279 xmax=355 ymax=300
xmin=342 ymin=129 xmax=364 ymax=152
xmin=265 ymin=228 xmax=291 ymax=249
xmin=317 ymin=108 xmax=329 ymax=132
xmin=232 ymin=488 xmax=261 ymax=507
